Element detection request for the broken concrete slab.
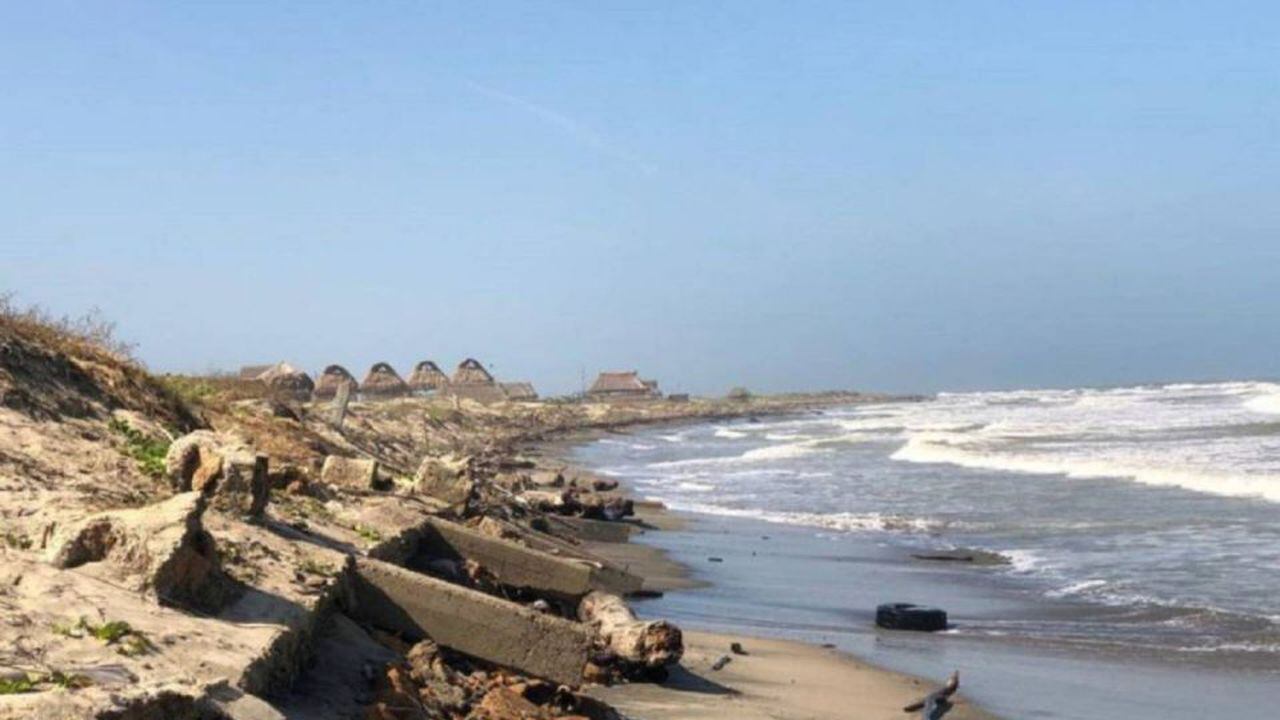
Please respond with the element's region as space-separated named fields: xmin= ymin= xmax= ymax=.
xmin=166 ymin=430 xmax=269 ymax=517
xmin=414 ymin=453 xmax=475 ymax=506
xmin=544 ymin=514 xmax=632 ymax=544
xmin=321 ymin=455 xmax=379 ymax=490
xmin=417 ymin=517 xmax=642 ymax=601
xmin=349 ymin=557 xmax=592 ymax=686
xmin=45 ymin=491 xmax=229 ymax=610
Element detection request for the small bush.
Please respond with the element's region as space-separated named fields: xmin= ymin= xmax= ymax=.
xmin=108 ymin=419 xmax=170 ymax=477
xmin=0 ymin=676 xmax=36 ymax=695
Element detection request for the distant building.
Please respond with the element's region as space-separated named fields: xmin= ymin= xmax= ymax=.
xmin=587 ymin=371 xmax=660 ymax=401
xmin=444 ymin=358 xmax=506 ymax=403
xmin=500 ymin=382 xmax=539 ymax=402
xmin=407 ymin=360 xmax=449 ymax=394
xmin=257 ymin=362 xmax=314 ymax=401
xmin=361 ymin=362 xmax=409 ymax=399
xmin=312 ymin=364 xmax=358 ymax=401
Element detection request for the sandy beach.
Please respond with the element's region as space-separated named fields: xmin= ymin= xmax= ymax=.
xmin=577 ymin=493 xmax=995 ymax=720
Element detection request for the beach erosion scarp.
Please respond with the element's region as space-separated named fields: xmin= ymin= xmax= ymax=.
xmin=0 ymin=317 xmax=956 ymax=720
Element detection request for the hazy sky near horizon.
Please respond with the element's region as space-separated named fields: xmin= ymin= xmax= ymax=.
xmin=3 ymin=2 xmax=1279 ymax=395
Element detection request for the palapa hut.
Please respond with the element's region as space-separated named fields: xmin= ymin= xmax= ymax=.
xmin=407 ymin=360 xmax=449 ymax=393
xmin=360 ymin=362 xmax=409 ymax=399
xmin=451 ymin=358 xmax=495 ymax=386
xmin=499 ymin=382 xmax=539 ymax=402
xmin=312 ymin=364 xmax=358 ymax=401
xmin=444 ymin=358 xmax=506 ymax=403
xmin=257 ymin=362 xmax=314 ymax=401
xmin=587 ymin=371 xmax=659 ymax=401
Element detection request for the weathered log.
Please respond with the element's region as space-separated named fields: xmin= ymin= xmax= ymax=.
xmin=904 ymin=671 xmax=959 ymax=720
xmin=578 ymin=591 xmax=682 ymax=669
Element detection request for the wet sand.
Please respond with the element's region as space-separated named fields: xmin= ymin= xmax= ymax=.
xmin=584 ymin=502 xmax=995 ymax=719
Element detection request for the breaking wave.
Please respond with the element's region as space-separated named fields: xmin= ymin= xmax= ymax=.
xmin=659 ymin=501 xmax=949 ymax=534
xmin=891 ymin=435 xmax=1280 ymax=502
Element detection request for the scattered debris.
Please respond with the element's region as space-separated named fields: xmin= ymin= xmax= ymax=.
xmin=904 ymin=671 xmax=960 ymax=719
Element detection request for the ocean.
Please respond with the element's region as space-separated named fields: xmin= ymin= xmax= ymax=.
xmin=571 ymin=381 xmax=1280 ymax=718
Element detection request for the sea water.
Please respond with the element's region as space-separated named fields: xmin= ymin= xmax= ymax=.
xmin=572 ymin=381 xmax=1280 ymax=717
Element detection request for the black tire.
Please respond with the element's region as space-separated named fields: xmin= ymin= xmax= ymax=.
xmin=875 ymin=603 xmax=948 ymax=632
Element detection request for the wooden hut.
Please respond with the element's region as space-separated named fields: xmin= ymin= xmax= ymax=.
xmin=313 ymin=364 xmax=358 ymax=401
xmin=443 ymin=358 xmax=506 ymax=403
xmin=451 ymin=358 xmax=495 ymax=386
xmin=407 ymin=360 xmax=450 ymax=393
xmin=500 ymin=382 xmax=539 ymax=402
xmin=257 ymin=362 xmax=314 ymax=401
xmin=587 ymin=371 xmax=657 ymax=401
xmin=361 ymin=362 xmax=409 ymax=399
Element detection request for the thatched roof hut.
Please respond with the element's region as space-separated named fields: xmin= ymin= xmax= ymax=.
xmin=313 ymin=364 xmax=358 ymax=400
xmin=500 ymin=382 xmax=539 ymax=402
xmin=587 ymin=371 xmax=657 ymax=400
xmin=361 ymin=362 xmax=409 ymax=398
xmin=258 ymin=362 xmax=314 ymax=401
xmin=407 ymin=360 xmax=449 ymax=393
xmin=452 ymin=358 xmax=495 ymax=386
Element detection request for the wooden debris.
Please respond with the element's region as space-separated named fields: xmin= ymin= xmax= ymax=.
xmin=577 ymin=591 xmax=683 ymax=671
xmin=903 ymin=671 xmax=960 ymax=720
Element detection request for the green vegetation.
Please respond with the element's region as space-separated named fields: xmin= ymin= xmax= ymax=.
xmin=354 ymin=524 xmax=383 ymax=543
xmin=53 ymin=617 xmax=155 ymax=657
xmin=159 ymin=375 xmax=221 ymax=406
xmin=45 ymin=671 xmax=92 ymax=689
xmin=107 ymin=418 xmax=170 ymax=478
xmin=2 ymin=530 xmax=32 ymax=550
xmin=298 ymin=557 xmax=337 ymax=577
xmin=0 ymin=671 xmax=92 ymax=694
xmin=0 ymin=676 xmax=36 ymax=695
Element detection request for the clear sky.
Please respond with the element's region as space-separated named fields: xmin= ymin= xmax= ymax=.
xmin=3 ymin=2 xmax=1278 ymax=395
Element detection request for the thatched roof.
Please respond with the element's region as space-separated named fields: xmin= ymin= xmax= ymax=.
xmin=313 ymin=364 xmax=358 ymax=400
xmin=407 ymin=360 xmax=449 ymax=391
xmin=588 ymin=371 xmax=650 ymax=395
xmin=361 ymin=362 xmax=409 ymax=397
xmin=500 ymin=382 xmax=539 ymax=401
xmin=452 ymin=358 xmax=495 ymax=386
xmin=258 ymin=362 xmax=314 ymax=399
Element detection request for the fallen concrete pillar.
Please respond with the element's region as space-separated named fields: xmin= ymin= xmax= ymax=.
xmin=349 ymin=557 xmax=591 ymax=686
xmin=543 ymin=514 xmax=632 ymax=544
xmin=417 ymin=517 xmax=642 ymax=600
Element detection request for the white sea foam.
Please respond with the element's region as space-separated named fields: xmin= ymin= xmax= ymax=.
xmin=1047 ymin=579 xmax=1108 ymax=598
xmin=661 ymin=501 xmax=947 ymax=534
xmin=891 ymin=435 xmax=1280 ymax=502
xmin=1244 ymin=393 xmax=1280 ymax=415
xmin=714 ymin=428 xmax=748 ymax=439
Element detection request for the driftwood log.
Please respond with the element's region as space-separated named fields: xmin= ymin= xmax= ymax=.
xmin=903 ymin=671 xmax=959 ymax=720
xmin=578 ymin=591 xmax=683 ymax=670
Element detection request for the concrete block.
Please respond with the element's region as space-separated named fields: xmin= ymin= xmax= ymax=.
xmin=321 ymin=456 xmax=379 ymax=490
xmin=350 ymin=558 xmax=591 ymax=686
xmin=418 ymin=518 xmax=642 ymax=600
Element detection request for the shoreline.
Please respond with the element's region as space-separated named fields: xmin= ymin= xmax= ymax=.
xmin=546 ymin=438 xmax=998 ymax=720
xmin=557 ymin=410 xmax=1280 ymax=719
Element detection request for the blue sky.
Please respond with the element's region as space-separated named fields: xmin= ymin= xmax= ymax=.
xmin=3 ymin=2 xmax=1278 ymax=395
